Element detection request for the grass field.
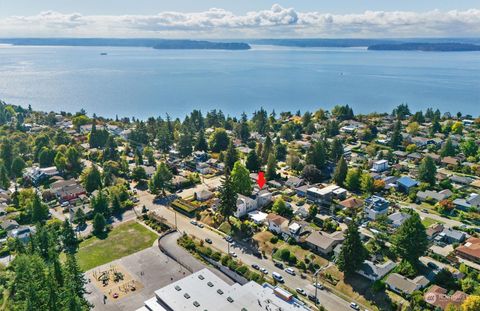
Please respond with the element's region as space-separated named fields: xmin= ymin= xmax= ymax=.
xmin=77 ymin=221 xmax=158 ymax=271
xmin=421 ymin=217 xmax=442 ymax=227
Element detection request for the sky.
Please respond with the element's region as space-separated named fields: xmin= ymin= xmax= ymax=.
xmin=0 ymin=1 xmax=479 ymax=38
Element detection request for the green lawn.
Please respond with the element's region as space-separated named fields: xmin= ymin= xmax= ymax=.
xmin=421 ymin=217 xmax=442 ymax=227
xmin=77 ymin=221 xmax=158 ymax=271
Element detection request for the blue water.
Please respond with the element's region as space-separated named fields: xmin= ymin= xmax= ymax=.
xmin=0 ymin=44 xmax=479 ymax=119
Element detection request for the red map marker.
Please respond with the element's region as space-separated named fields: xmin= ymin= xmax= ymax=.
xmin=257 ymin=171 xmax=266 ymax=189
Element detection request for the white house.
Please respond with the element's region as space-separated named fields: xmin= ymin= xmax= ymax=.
xmin=357 ymin=260 xmax=396 ymax=281
xmin=371 ymin=159 xmax=389 ymax=173
xmin=266 ymin=213 xmax=289 ymax=235
xmin=234 ymin=195 xmax=258 ymax=218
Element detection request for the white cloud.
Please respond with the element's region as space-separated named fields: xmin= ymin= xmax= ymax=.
xmin=0 ymin=4 xmax=479 ymax=38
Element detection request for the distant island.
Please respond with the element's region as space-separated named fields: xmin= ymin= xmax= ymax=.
xmin=153 ymin=40 xmax=250 ymax=50
xmin=368 ymin=42 xmax=480 ymax=52
xmin=0 ymin=38 xmax=251 ymax=50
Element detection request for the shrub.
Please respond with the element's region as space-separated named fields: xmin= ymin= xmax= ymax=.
xmin=270 ymin=236 xmax=279 ymax=244
xmin=236 ymin=265 xmax=248 ymax=276
xmin=279 ymin=248 xmax=291 ymax=261
xmin=211 ymin=252 xmax=221 ymax=262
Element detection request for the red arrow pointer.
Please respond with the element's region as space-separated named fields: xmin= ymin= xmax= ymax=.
xmin=257 ymin=171 xmax=266 ymax=189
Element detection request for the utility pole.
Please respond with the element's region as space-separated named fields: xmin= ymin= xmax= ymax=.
xmin=314 ymin=264 xmax=328 ymax=308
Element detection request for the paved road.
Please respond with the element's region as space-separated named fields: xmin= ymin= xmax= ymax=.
xmin=399 ymin=202 xmax=468 ymax=228
xmin=137 ymin=190 xmax=359 ymax=311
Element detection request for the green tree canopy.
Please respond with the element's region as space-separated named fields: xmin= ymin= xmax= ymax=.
xmin=231 ymin=161 xmax=252 ymax=196
xmin=337 ymin=220 xmax=368 ymax=276
xmin=392 ymin=212 xmax=428 ymax=265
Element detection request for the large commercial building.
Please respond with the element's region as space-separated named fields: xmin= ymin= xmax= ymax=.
xmin=137 ymin=268 xmax=311 ymax=311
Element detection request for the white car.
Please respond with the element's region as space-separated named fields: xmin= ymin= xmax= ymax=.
xmin=350 ymin=302 xmax=360 ymax=310
xmin=285 ymin=267 xmax=296 ymax=275
xmin=296 ymin=288 xmax=306 ymax=296
xmin=229 ymin=251 xmax=237 ymax=258
xmin=313 ymin=283 xmax=324 ymax=290
xmin=260 ymin=267 xmax=268 ymax=274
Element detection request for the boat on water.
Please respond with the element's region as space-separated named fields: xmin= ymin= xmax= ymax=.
xmin=100 ymin=52 xmax=108 ymax=55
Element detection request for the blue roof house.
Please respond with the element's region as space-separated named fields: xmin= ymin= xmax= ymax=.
xmin=397 ymin=176 xmax=418 ymax=193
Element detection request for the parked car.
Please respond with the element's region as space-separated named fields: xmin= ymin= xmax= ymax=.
xmin=350 ymin=302 xmax=360 ymax=310
xmin=308 ymin=294 xmax=319 ymax=304
xmin=225 ymin=236 xmax=233 ymax=243
xmin=285 ymin=268 xmax=295 ymax=276
xmin=190 ymin=220 xmax=198 ymax=225
xmin=229 ymin=251 xmax=237 ymax=258
xmin=427 ymin=262 xmax=439 ymax=270
xmin=251 ymin=264 xmax=260 ymax=270
xmin=296 ymin=288 xmax=306 ymax=296
xmin=260 ymin=267 xmax=268 ymax=275
xmin=313 ymin=283 xmax=324 ymax=290
xmin=198 ymin=223 xmax=204 ymax=228
xmin=205 ymin=238 xmax=212 ymax=244
xmin=272 ymin=272 xmax=284 ymax=283
xmin=421 ymin=208 xmax=429 ymax=213
xmin=274 ymin=261 xmax=284 ymax=269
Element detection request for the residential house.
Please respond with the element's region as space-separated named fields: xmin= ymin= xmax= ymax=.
xmin=193 ymin=151 xmax=208 ymax=162
xmin=371 ymin=160 xmax=389 ymax=173
xmin=9 ymin=225 xmax=36 ymax=242
xmin=424 ymin=285 xmax=468 ymax=310
xmin=450 ymin=175 xmax=473 ymax=185
xmin=305 ymin=230 xmax=344 ymax=255
xmin=388 ymin=212 xmax=411 ymax=228
xmin=194 ymin=189 xmax=214 ymax=202
xmin=266 ymin=213 xmax=289 ymax=235
xmin=248 ymin=211 xmax=268 ymax=225
xmin=306 ymin=185 xmax=346 ymax=205
xmin=441 ymin=157 xmax=459 ymax=167
xmin=285 ymin=177 xmax=304 ymax=189
xmin=1 ymin=219 xmax=19 ymax=231
xmin=456 ymin=237 xmax=480 ymax=264
xmin=364 ymin=195 xmax=389 ymax=220
xmin=396 ymin=176 xmax=418 ymax=193
xmin=453 ymin=193 xmax=480 ymax=211
xmin=339 ymin=197 xmax=364 ymax=211
xmin=426 ymin=223 xmax=445 ymax=240
xmin=234 ymin=195 xmax=257 ymax=218
xmin=24 ymin=166 xmax=59 ymax=185
xmin=435 ymin=228 xmax=466 ymax=244
xmin=385 ymin=273 xmax=429 ymax=295
xmin=51 ymin=179 xmax=86 ymax=202
xmin=295 ymin=185 xmax=310 ymax=198
xmin=417 ymin=189 xmax=452 ymax=203
xmin=357 ymin=260 xmax=396 ymax=281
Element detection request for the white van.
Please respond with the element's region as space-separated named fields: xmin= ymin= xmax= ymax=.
xmin=272 ymin=272 xmax=284 ymax=283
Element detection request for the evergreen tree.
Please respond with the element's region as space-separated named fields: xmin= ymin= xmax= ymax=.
xmin=156 ymin=123 xmax=173 ymax=153
xmin=245 ymin=150 xmax=261 ymax=172
xmin=218 ymin=173 xmax=237 ymax=225
xmin=103 ymin=135 xmax=118 ymax=161
xmin=61 ymin=220 xmax=78 ymax=254
xmin=306 ymin=141 xmax=326 ymax=170
xmin=265 ymin=153 xmax=277 ymax=181
xmin=177 ymin=132 xmax=193 ymax=158
xmin=337 ymin=221 xmax=368 ymax=276
xmin=66 ymin=147 xmax=82 ymax=175
xmin=0 ymin=139 xmax=13 ymax=174
xmin=74 ymin=208 xmax=86 ymax=228
xmin=93 ymin=213 xmax=106 ymax=236
xmin=389 ymin=120 xmax=403 ymax=149
xmin=261 ymin=135 xmax=273 ymax=164
xmin=237 ymin=113 xmax=250 ymax=142
xmin=31 ymin=194 xmax=48 ymax=223
xmin=209 ymin=128 xmax=229 ymax=152
xmin=11 ymin=156 xmax=26 ymax=178
xmin=54 ymin=152 xmax=67 ymax=173
xmin=0 ymin=162 xmax=10 ymax=189
xmin=111 ymin=195 xmax=122 ymax=215
xmin=302 ymin=164 xmax=322 ymax=183
xmin=440 ymin=138 xmax=456 ymax=157
xmin=149 ymin=162 xmax=173 ymax=195
xmin=418 ymin=156 xmax=437 ymax=186
xmin=223 ymin=141 xmax=238 ymax=172
xmin=333 ymin=156 xmax=348 ymax=186
xmin=392 ymin=213 xmax=428 ymax=265
xmin=83 ymin=165 xmax=102 ymax=193
xmin=91 ymin=190 xmax=109 ymax=217
xmin=330 ymin=138 xmax=344 ymax=162
xmin=194 ymin=130 xmax=208 ymax=152
xmin=230 ymin=161 xmax=252 ymax=196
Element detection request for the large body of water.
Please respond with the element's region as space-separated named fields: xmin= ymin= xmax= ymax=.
xmin=0 ymin=44 xmax=479 ymax=119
